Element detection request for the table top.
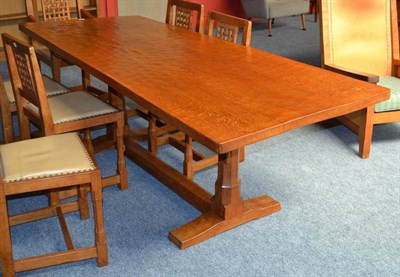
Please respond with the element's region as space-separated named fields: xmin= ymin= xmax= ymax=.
xmin=20 ymin=16 xmax=389 ymax=154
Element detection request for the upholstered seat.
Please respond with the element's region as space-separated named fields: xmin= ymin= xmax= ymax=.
xmin=375 ymin=76 xmax=400 ymax=113
xmin=0 ymin=132 xmax=94 ymax=182
xmin=1 ymin=74 xmax=70 ymax=143
xmin=3 ymin=75 xmax=69 ymax=104
xmin=26 ymin=91 xmax=118 ymax=124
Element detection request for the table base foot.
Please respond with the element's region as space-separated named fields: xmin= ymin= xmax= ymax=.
xmin=168 ymin=195 xmax=280 ymax=249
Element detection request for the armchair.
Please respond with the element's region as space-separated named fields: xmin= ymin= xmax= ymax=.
xmin=320 ymin=0 xmax=400 ymax=158
xmin=240 ymin=0 xmax=310 ymax=36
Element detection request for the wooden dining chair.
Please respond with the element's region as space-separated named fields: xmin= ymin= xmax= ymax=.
xmin=2 ymin=33 xmax=128 ymax=190
xmin=25 ymin=0 xmax=91 ymax=84
xmin=146 ymin=0 xmax=206 ymax=157
xmin=206 ymin=10 xmax=252 ymax=46
xmin=0 ymin=132 xmax=107 ymax=276
xmin=320 ymin=0 xmax=400 ymax=158
xmin=166 ymin=0 xmax=205 ymax=33
xmin=0 ymin=72 xmax=70 ymax=143
xmin=0 ymin=75 xmax=16 ymax=144
xmin=178 ymin=11 xmax=252 ymax=180
xmin=25 ymin=0 xmax=139 ymax=155
xmin=148 ymin=0 xmax=205 ymax=131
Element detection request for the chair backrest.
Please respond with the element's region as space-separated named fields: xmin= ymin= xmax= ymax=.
xmin=206 ymin=11 xmax=252 ymax=46
xmin=166 ymin=0 xmax=204 ymax=33
xmin=42 ymin=0 xmax=71 ymax=21
xmin=320 ymin=0 xmax=399 ymax=76
xmin=25 ymin=0 xmax=85 ymax=22
xmin=0 ymin=74 xmax=9 ymax=106
xmin=2 ymin=33 xmax=54 ymax=133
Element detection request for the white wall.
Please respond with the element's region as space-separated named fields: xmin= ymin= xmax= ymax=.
xmin=117 ymin=0 xmax=168 ymax=22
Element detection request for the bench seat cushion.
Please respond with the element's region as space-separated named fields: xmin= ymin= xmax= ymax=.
xmin=375 ymin=76 xmax=400 ymax=113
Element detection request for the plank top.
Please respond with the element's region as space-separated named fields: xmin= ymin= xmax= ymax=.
xmin=20 ymin=16 xmax=389 ymax=153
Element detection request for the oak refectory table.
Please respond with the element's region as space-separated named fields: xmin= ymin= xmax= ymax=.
xmin=19 ymin=16 xmax=389 ymax=249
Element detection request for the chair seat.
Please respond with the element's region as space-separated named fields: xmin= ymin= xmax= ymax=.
xmin=268 ymin=0 xmax=309 ymax=18
xmin=0 ymin=132 xmax=95 ymax=183
xmin=375 ymin=76 xmax=400 ymax=113
xmin=5 ymin=75 xmax=69 ymax=104
xmin=27 ymin=91 xmax=119 ymax=124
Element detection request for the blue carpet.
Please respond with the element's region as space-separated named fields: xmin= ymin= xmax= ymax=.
xmin=1 ymin=14 xmax=399 ymax=276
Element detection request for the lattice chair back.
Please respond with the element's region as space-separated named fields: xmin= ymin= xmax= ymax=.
xmin=216 ymin=22 xmax=239 ymax=44
xmin=206 ymin=11 xmax=252 ymax=46
xmin=175 ymin=6 xmax=194 ymax=30
xmin=41 ymin=0 xmax=71 ymax=21
xmin=2 ymin=34 xmax=54 ymax=133
xmin=166 ymin=0 xmax=204 ymax=33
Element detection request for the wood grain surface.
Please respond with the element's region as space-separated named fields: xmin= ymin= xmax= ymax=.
xmin=19 ymin=16 xmax=389 ymax=154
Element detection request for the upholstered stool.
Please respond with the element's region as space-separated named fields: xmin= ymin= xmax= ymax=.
xmin=0 ymin=132 xmax=107 ymax=276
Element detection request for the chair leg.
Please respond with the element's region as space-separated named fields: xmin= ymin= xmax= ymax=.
xmin=83 ymin=129 xmax=95 ymax=158
xmin=301 ymin=14 xmax=306 ymax=30
xmin=19 ymin=114 xmax=31 ymax=140
xmin=55 ymin=205 xmax=75 ymax=250
xmin=115 ymin=116 xmax=128 ymax=190
xmin=358 ymin=106 xmax=374 ymax=159
xmin=184 ymin=135 xmax=194 ymax=180
xmin=0 ymin=189 xmax=15 ymax=277
xmin=48 ymin=189 xmax=61 ymax=208
xmin=148 ymin=112 xmax=158 ymax=155
xmin=50 ymin=54 xmax=61 ymax=83
xmin=78 ymin=185 xmax=90 ymax=219
xmin=0 ymin=107 xmax=14 ymax=143
xmin=81 ymin=69 xmax=90 ymax=90
xmin=105 ymin=88 xmax=119 ymax=145
xmin=268 ymin=18 xmax=273 ymax=36
xmin=108 ymin=88 xmax=131 ymax=137
xmin=90 ymin=171 xmax=108 ymax=267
